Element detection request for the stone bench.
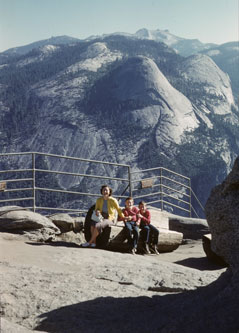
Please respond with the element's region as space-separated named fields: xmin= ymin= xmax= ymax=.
xmin=107 ymin=223 xmax=183 ymax=253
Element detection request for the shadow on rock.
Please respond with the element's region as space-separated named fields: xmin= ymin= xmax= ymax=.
xmin=35 ymin=269 xmax=238 ymax=333
xmin=26 ymin=241 xmax=82 ymax=248
xmin=175 ymin=256 xmax=227 ymax=271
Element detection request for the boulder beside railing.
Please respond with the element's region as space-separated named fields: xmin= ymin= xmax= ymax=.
xmin=0 ymin=206 xmax=61 ymax=242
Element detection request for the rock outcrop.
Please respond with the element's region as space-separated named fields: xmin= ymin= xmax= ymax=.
xmin=49 ymin=213 xmax=75 ymax=232
xmin=205 ymin=156 xmax=239 ymax=270
xmin=0 ymin=206 xmax=59 ymax=231
xmin=202 ymin=233 xmax=227 ymax=266
xmin=190 ymin=155 xmax=239 ymax=332
xmin=0 ymin=206 xmax=61 ymax=241
xmin=0 ymin=231 xmax=224 ymax=333
xmin=2 ymin=181 xmax=239 ymax=333
xmin=49 ymin=213 xmax=84 ymax=233
xmin=168 ymin=215 xmax=209 ymax=239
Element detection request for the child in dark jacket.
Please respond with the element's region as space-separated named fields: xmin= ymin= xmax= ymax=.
xmin=138 ymin=201 xmax=159 ymax=255
xmin=122 ymin=197 xmax=140 ymax=255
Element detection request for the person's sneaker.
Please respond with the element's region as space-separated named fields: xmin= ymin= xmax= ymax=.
xmin=90 ymin=243 xmax=96 ymax=248
xmin=150 ymin=244 xmax=159 ymax=255
xmin=131 ymin=247 xmax=136 ymax=255
xmin=143 ymin=243 xmax=151 ymax=255
xmin=81 ymin=242 xmax=90 ymax=247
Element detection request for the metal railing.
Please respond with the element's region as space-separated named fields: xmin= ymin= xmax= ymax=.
xmin=131 ymin=167 xmax=195 ymax=217
xmin=0 ymin=152 xmax=204 ymax=217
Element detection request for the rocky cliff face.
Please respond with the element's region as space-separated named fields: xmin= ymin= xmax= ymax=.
xmin=0 ymin=36 xmax=238 ymax=213
xmin=205 ymin=156 xmax=239 ymax=269
xmin=202 ymin=42 xmax=239 ymax=98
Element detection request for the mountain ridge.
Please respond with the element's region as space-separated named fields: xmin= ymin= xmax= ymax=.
xmin=2 ymin=28 xmax=235 ymax=56
xmin=0 ymin=34 xmax=238 ymax=215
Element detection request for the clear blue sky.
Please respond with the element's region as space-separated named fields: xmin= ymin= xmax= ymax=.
xmin=0 ymin=0 xmax=238 ymax=52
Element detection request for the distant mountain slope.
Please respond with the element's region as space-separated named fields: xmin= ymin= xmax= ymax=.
xmin=0 ymin=28 xmax=224 ymax=58
xmin=201 ymin=42 xmax=239 ymax=98
xmin=0 ymin=35 xmax=238 ymax=215
xmin=2 ymin=35 xmax=80 ymax=55
xmin=84 ymin=56 xmax=199 ymax=147
xmin=1 ymin=28 xmax=237 ymax=100
xmin=177 ymin=54 xmax=235 ymax=114
xmin=134 ymin=28 xmax=217 ymax=56
xmin=87 ymin=28 xmax=217 ymax=56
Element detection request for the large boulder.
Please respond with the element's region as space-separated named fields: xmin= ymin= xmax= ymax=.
xmin=0 ymin=206 xmax=60 ymax=241
xmin=49 ymin=213 xmax=75 ymax=233
xmin=202 ymin=234 xmax=227 ymax=266
xmin=73 ymin=217 xmax=84 ymax=233
xmin=0 ymin=207 xmax=59 ymax=232
xmin=55 ymin=230 xmax=85 ymax=245
xmin=205 ymin=156 xmax=239 ymax=270
xmin=169 ymin=215 xmax=209 ymax=239
xmin=48 ymin=213 xmax=84 ymax=234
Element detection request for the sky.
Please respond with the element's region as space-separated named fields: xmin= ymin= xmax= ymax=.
xmin=0 ymin=0 xmax=238 ymax=52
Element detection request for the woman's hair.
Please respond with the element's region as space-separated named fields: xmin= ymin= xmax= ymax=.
xmin=100 ymin=185 xmax=113 ymax=196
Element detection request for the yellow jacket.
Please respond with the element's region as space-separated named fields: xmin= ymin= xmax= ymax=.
xmin=95 ymin=196 xmax=124 ymax=221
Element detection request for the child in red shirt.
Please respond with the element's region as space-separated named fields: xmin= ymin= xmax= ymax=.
xmin=122 ymin=197 xmax=140 ymax=255
xmin=138 ymin=201 xmax=159 ymax=255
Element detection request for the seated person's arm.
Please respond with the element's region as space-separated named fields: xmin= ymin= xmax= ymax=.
xmin=140 ymin=210 xmax=151 ymax=225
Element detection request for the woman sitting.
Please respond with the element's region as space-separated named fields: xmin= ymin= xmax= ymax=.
xmin=82 ymin=185 xmax=124 ymax=248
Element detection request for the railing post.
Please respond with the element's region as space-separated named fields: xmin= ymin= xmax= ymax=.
xmin=160 ymin=168 xmax=163 ymax=211
xmin=32 ymin=153 xmax=36 ymax=212
xmin=189 ymin=178 xmax=192 ymax=218
xmin=128 ymin=166 xmax=133 ymax=197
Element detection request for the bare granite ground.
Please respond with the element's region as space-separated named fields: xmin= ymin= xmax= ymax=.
xmin=0 ymin=232 xmax=225 ymax=333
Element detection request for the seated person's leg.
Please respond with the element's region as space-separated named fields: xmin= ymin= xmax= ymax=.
xmin=149 ymin=224 xmax=159 ymax=254
xmin=143 ymin=225 xmax=150 ymax=243
xmin=89 ymin=219 xmax=113 ymax=245
xmin=90 ymin=221 xmax=97 ymax=237
xmin=89 ymin=226 xmax=99 ymax=245
xmin=125 ymin=221 xmax=133 ymax=241
xmin=82 ymin=220 xmax=98 ymax=247
xmin=149 ymin=224 xmax=159 ymax=244
xmin=132 ymin=225 xmax=140 ymax=249
xmin=125 ymin=222 xmax=136 ymax=251
xmin=141 ymin=225 xmax=150 ymax=254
